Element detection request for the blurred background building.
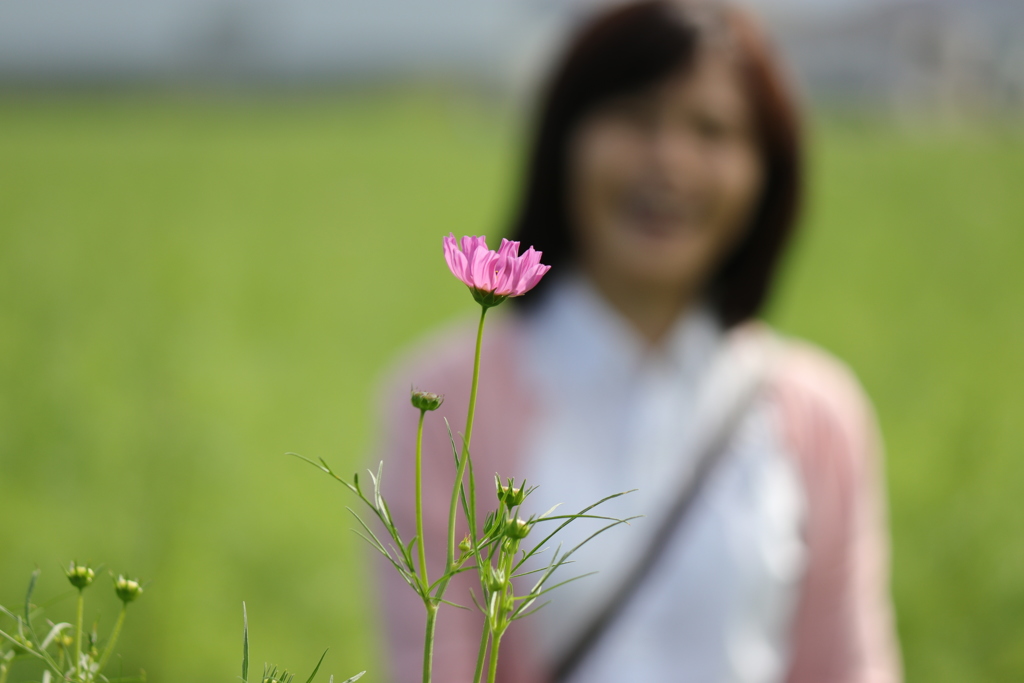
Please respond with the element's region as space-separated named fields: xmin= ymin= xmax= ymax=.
xmin=1 ymin=0 xmax=1022 ymax=119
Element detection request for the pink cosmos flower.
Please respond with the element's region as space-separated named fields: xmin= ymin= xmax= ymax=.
xmin=443 ymin=234 xmax=551 ymax=306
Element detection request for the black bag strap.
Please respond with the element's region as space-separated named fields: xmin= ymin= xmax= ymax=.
xmin=553 ymin=346 xmax=774 ymax=681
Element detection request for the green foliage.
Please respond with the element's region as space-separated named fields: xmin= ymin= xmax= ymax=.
xmin=0 ymin=92 xmax=1021 ymax=681
xmin=0 ymin=567 xmax=144 ymax=683
xmin=469 ymin=474 xmax=637 ymax=643
xmin=0 ymin=91 xmax=497 ymax=681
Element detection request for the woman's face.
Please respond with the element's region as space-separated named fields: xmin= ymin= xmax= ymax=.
xmin=568 ymin=50 xmax=763 ymax=300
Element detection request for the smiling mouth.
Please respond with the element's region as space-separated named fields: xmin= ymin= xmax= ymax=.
xmin=619 ymin=194 xmax=705 ymax=239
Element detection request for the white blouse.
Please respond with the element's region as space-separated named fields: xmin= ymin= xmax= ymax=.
xmin=519 ymin=273 xmax=807 ymax=683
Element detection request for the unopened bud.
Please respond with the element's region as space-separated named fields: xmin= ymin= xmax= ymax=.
xmin=410 ymin=389 xmax=444 ymax=412
xmin=261 ymin=666 xmax=294 ymax=683
xmin=65 ymin=562 xmax=95 ymax=590
xmin=114 ymin=575 xmax=143 ymax=603
xmin=11 ymin=634 xmax=32 ymax=655
xmin=495 ymin=477 xmax=526 ymax=509
xmin=458 ymin=535 xmax=473 ymax=555
xmin=487 ymin=567 xmax=507 ymax=592
xmin=505 ymin=517 xmax=531 ymax=540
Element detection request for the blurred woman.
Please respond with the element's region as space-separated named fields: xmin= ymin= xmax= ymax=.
xmin=375 ymin=1 xmax=901 ymax=681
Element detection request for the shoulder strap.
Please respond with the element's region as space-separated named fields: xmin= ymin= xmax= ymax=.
xmin=553 ymin=330 xmax=779 ymax=681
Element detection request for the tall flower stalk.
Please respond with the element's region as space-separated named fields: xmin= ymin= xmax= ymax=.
xmin=431 ymin=234 xmax=549 ymax=681
xmin=443 ymin=236 xmax=636 ymax=682
xmin=296 ymin=234 xmax=633 ymax=683
xmin=96 ymin=574 xmax=143 ymax=672
xmin=410 ymin=389 xmax=444 ymax=683
xmin=65 ymin=562 xmax=95 ymax=679
xmin=447 ymin=305 xmax=487 ymax=570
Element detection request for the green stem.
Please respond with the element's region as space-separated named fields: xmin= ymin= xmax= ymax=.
xmin=415 ymin=409 xmax=429 ymax=590
xmin=427 ymin=305 xmax=488 ymax=681
xmin=0 ymin=661 xmax=9 ymax=683
xmin=96 ymin=603 xmax=127 ymax=674
xmin=445 ymin=305 xmax=488 ymax=569
xmin=486 ymin=633 xmax=502 ymax=683
xmin=73 ymin=589 xmax=84 ymax=679
xmin=463 ymin=305 xmax=487 ymax=455
xmin=422 ymin=603 xmax=438 ymax=683
xmin=472 ymin=627 xmax=490 ymax=683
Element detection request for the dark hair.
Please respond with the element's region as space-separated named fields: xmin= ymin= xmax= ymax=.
xmin=509 ymin=0 xmax=802 ymax=327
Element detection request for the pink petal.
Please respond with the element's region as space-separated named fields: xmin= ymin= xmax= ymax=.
xmin=505 ymin=249 xmax=532 ymax=294
xmin=493 ymin=253 xmax=516 ymax=295
xmin=443 ymin=236 xmax=469 ymax=284
xmin=497 ymin=238 xmax=520 ymax=259
xmin=508 ymin=248 xmax=537 ymax=294
xmin=521 ymin=247 xmax=542 ymax=271
xmin=444 ymin=235 xmax=549 ymax=297
xmin=471 ymin=249 xmax=497 ymax=291
xmin=444 ymin=234 xmax=469 ymax=284
xmin=462 ymin=235 xmax=488 ymax=263
xmin=514 ymin=262 xmax=551 ymax=295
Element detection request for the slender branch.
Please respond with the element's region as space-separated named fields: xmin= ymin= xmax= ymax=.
xmin=415 ymin=409 xmax=429 ymax=590
xmin=97 ymin=603 xmax=127 ymax=673
xmin=414 ymin=305 xmax=491 ymax=683
xmin=486 ymin=633 xmax=502 ymax=683
xmin=463 ymin=306 xmax=487 ymax=458
xmin=472 ymin=627 xmax=489 ymax=683
xmin=446 ymin=306 xmax=488 ymax=569
xmin=422 ymin=603 xmax=438 ymax=683
xmin=73 ymin=589 xmax=84 ymax=679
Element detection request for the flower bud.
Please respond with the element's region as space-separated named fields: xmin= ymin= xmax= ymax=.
xmin=458 ymin=535 xmax=473 ymax=555
xmin=496 ymin=477 xmax=526 ymax=509
xmin=11 ymin=634 xmax=32 ymax=655
xmin=410 ymin=389 xmax=444 ymax=412
xmin=114 ymin=575 xmax=143 ymax=603
xmin=261 ymin=667 xmax=295 ymax=683
xmin=505 ymin=517 xmax=531 ymax=541
xmin=65 ymin=562 xmax=95 ymax=589
xmin=486 ymin=567 xmax=506 ymax=592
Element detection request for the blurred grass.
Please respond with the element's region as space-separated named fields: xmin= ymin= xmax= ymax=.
xmin=0 ymin=91 xmax=1021 ymax=682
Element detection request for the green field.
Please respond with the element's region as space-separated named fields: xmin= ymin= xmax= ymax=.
xmin=1 ymin=92 xmax=1021 ymax=682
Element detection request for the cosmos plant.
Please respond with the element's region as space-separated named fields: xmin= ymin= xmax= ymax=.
xmin=295 ymin=236 xmax=633 ymax=683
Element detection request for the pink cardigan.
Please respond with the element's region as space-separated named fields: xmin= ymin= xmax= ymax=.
xmin=373 ymin=314 xmax=901 ymax=683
